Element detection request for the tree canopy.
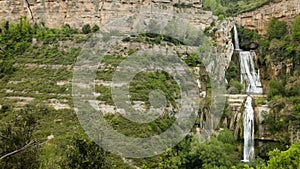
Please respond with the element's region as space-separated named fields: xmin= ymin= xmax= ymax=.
xmin=267 ymin=18 xmax=287 ymax=40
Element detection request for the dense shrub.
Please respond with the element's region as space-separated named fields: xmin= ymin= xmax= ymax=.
xmin=267 ymin=80 xmax=285 ymax=100
xmin=92 ymin=24 xmax=100 ymax=32
xmin=82 ymin=24 xmax=91 ymax=34
xmin=226 ymin=61 xmax=239 ymax=81
xmin=63 ymin=134 xmax=111 ymax=169
xmin=256 ymin=142 xmax=300 ymax=169
xmin=0 ymin=107 xmax=40 ymax=169
xmin=228 ymin=79 xmax=244 ymax=94
xmin=267 ymin=18 xmax=287 ymax=40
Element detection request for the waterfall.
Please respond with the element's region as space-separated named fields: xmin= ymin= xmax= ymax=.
xmin=234 ymin=24 xmax=263 ymax=162
xmin=233 ymin=25 xmax=240 ymax=50
xmin=239 ymin=51 xmax=263 ymax=94
xmin=243 ymin=96 xmax=255 ymax=162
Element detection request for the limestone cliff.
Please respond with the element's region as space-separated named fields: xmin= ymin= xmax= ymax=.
xmin=236 ymin=0 xmax=300 ymax=35
xmin=0 ymin=0 xmax=213 ymax=30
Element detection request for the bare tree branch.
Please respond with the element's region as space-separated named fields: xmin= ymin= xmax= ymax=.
xmin=0 ymin=141 xmax=35 ymax=161
xmin=0 ymin=136 xmax=53 ymax=161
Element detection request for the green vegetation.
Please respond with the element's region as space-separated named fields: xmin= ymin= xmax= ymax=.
xmin=228 ymin=79 xmax=244 ymax=94
xmin=240 ymin=142 xmax=300 ymax=169
xmin=82 ymin=24 xmax=91 ymax=34
xmin=0 ymin=107 xmax=40 ymax=168
xmin=63 ymin=133 xmax=111 ymax=169
xmin=202 ymin=0 xmax=274 ymax=16
xmin=0 ymin=18 xmax=93 ymax=168
xmin=267 ymin=80 xmax=285 ymax=100
xmin=261 ymin=142 xmax=300 ymax=169
xmin=105 ymin=113 xmax=175 ymax=138
xmin=226 ymin=61 xmax=239 ymax=79
xmin=139 ymin=129 xmax=242 ymax=169
xmin=0 ymin=18 xmax=208 ymax=168
xmin=122 ymin=33 xmax=186 ymax=46
xmin=173 ymin=3 xmax=193 ymax=9
xmin=225 ymin=60 xmax=244 ymax=94
xmin=92 ymin=24 xmax=100 ymax=33
xmin=292 ymin=16 xmax=300 ymax=42
xmin=267 ymin=18 xmax=288 ymax=40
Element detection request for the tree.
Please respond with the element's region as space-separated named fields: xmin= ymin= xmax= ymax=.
xmin=0 ymin=107 xmax=40 ymax=169
xmin=267 ymin=80 xmax=285 ymax=100
xmin=217 ymin=129 xmax=236 ymax=145
xmin=292 ymin=16 xmax=300 ymax=42
xmin=267 ymin=18 xmax=287 ymax=40
xmin=256 ymin=142 xmax=300 ymax=169
xmin=188 ymin=132 xmax=239 ymax=169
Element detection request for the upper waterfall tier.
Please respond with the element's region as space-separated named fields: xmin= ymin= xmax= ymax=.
xmin=233 ymin=25 xmax=240 ymax=50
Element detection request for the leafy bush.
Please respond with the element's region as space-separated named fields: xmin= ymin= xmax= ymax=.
xmin=217 ymin=129 xmax=236 ymax=145
xmin=256 ymin=142 xmax=300 ymax=169
xmin=228 ymin=79 xmax=244 ymax=94
xmin=189 ymin=137 xmax=239 ymax=169
xmin=0 ymin=17 xmax=33 ymax=55
xmin=92 ymin=24 xmax=100 ymax=32
xmin=267 ymin=80 xmax=285 ymax=100
xmin=82 ymin=24 xmax=91 ymax=34
xmin=267 ymin=18 xmax=287 ymax=40
xmin=226 ymin=61 xmax=239 ymax=82
xmin=63 ymin=133 xmax=111 ymax=169
xmin=183 ymin=53 xmax=203 ymax=67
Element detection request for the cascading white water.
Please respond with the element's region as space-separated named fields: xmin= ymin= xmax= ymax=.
xmin=240 ymin=51 xmax=263 ymax=94
xmin=233 ymin=24 xmax=263 ymax=162
xmin=233 ymin=25 xmax=240 ymax=50
xmin=243 ymin=96 xmax=255 ymax=162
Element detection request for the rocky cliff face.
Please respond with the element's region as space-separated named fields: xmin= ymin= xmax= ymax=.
xmin=0 ymin=0 xmax=214 ymax=30
xmin=236 ymin=0 xmax=300 ymax=35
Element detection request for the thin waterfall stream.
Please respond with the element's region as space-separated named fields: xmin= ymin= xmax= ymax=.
xmin=233 ymin=25 xmax=240 ymax=50
xmin=234 ymin=24 xmax=263 ymax=162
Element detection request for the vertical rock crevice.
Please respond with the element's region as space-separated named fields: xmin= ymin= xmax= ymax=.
xmin=25 ymin=0 xmax=34 ymax=21
xmin=99 ymin=0 xmax=106 ymax=25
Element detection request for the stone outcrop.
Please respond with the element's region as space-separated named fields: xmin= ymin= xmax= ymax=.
xmin=236 ymin=0 xmax=300 ymax=35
